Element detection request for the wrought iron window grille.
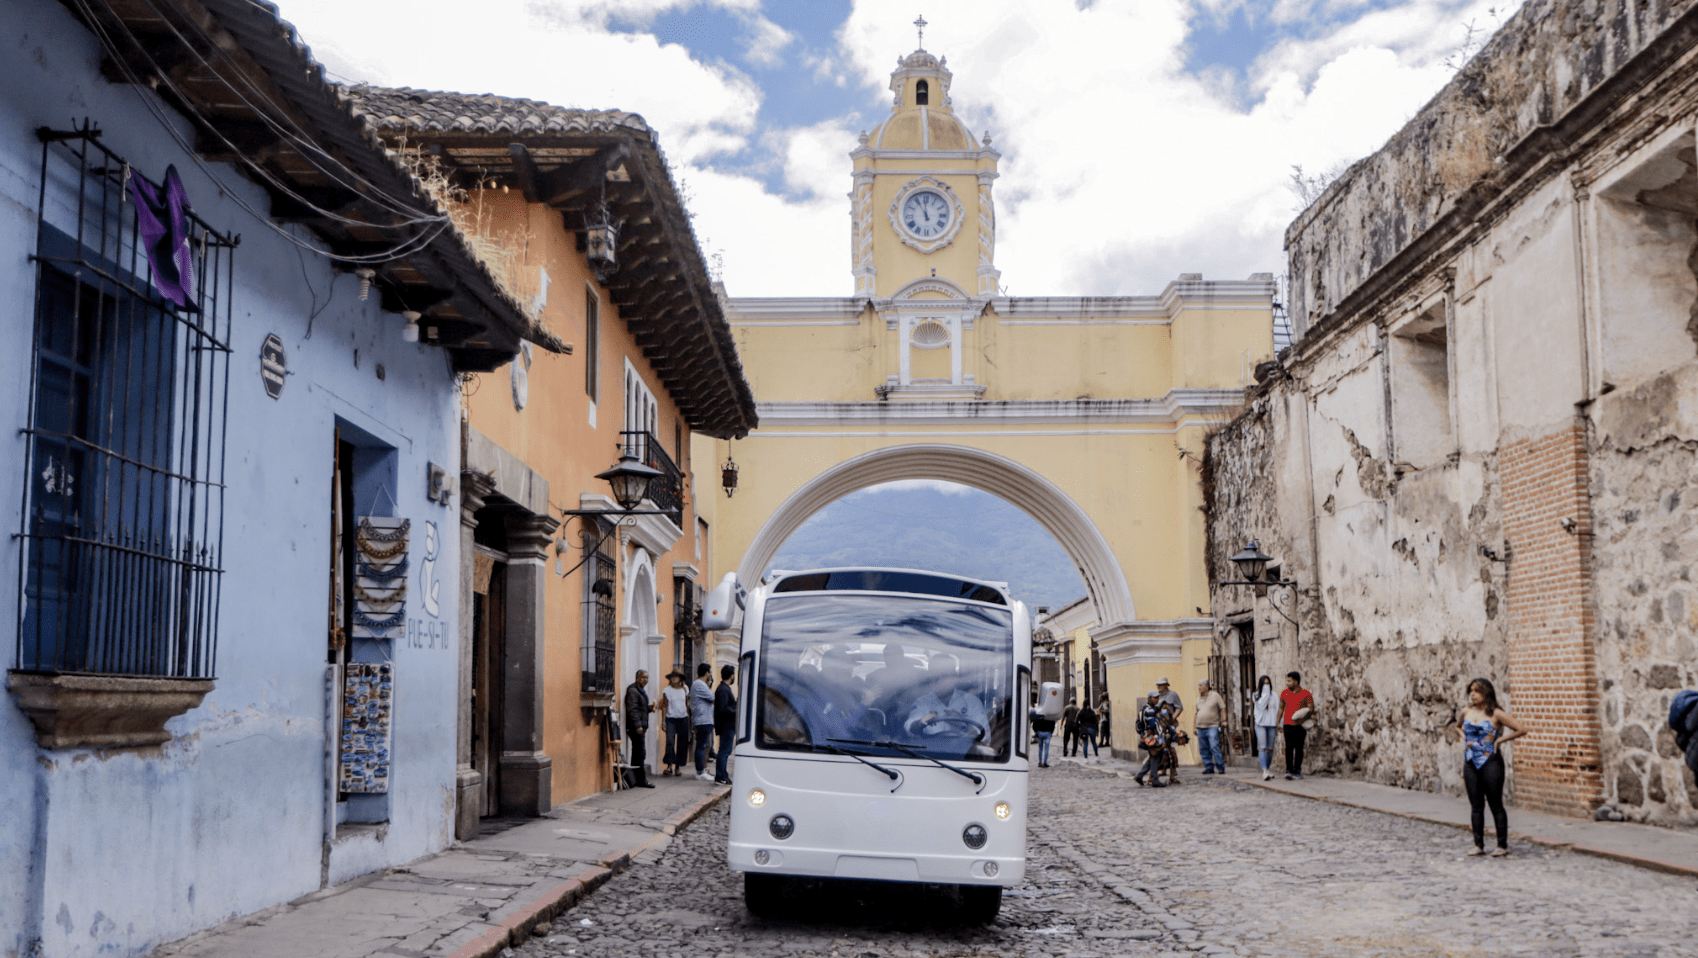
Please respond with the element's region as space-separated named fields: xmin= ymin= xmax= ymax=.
xmin=15 ymin=123 xmax=235 ymax=679
xmin=581 ymin=526 xmax=617 ymax=698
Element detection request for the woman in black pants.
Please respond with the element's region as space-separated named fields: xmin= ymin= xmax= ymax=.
xmin=1456 ymin=678 xmax=1529 ymax=857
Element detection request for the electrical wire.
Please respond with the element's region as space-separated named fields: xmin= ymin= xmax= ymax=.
xmin=87 ymin=0 xmax=446 ymax=230
xmin=135 ymin=0 xmax=449 ymax=224
xmin=66 ymin=0 xmax=454 ymax=265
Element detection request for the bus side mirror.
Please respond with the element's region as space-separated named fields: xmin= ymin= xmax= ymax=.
xmin=702 ymin=572 xmax=741 ymax=631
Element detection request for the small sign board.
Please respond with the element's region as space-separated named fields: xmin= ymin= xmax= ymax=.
xmin=260 ymin=333 xmax=286 ymax=399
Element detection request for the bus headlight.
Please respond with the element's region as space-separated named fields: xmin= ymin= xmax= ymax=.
xmin=962 ymin=823 xmax=988 ymax=849
xmin=749 ymin=789 xmax=766 ymax=806
xmin=994 ymin=802 xmax=1012 ymax=820
xmin=769 ymin=814 xmax=795 ymax=840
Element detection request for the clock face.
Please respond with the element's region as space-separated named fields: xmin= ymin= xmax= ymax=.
xmin=901 ymin=191 xmax=952 ymax=239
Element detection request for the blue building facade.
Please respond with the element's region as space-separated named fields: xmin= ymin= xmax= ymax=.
xmin=0 ymin=2 xmax=537 ymax=955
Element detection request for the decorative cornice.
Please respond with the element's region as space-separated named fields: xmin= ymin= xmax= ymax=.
xmin=1094 ymin=617 xmax=1215 ymax=668
xmin=725 ymin=298 xmax=866 ymax=323
xmin=725 ymin=276 xmax=1274 ymax=326
xmin=753 ymin=389 xmax=1245 ymax=426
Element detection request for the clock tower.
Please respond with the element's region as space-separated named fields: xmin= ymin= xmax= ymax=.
xmin=851 ymin=46 xmax=1001 ymax=301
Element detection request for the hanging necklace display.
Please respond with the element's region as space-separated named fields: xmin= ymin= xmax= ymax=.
xmin=352 ymin=516 xmax=409 ymax=639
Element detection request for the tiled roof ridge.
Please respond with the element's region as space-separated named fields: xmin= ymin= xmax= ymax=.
xmin=341 ymin=85 xmax=654 ymax=139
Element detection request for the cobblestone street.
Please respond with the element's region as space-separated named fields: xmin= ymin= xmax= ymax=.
xmin=513 ymin=761 xmax=1698 ymax=958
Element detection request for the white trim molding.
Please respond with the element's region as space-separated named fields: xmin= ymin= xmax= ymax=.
xmin=753 ymin=389 xmax=1246 ymax=426
xmin=1094 ymin=617 xmax=1215 ymax=668
xmin=579 ymin=493 xmax=683 ymax=557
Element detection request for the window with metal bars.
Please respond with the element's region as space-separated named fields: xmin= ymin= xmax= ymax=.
xmin=581 ymin=525 xmax=617 ymax=697
xmin=15 ymin=125 xmax=233 ymax=679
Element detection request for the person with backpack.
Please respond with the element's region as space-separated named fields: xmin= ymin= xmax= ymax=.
xmin=1674 ymin=690 xmax=1698 ymax=780
xmin=1134 ymin=691 xmax=1171 ymax=786
xmin=1077 ymin=699 xmax=1100 ymax=759
xmin=713 ymin=663 xmax=738 ymax=785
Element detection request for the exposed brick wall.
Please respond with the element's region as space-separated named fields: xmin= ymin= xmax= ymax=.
xmin=1500 ymin=422 xmax=1604 ymax=816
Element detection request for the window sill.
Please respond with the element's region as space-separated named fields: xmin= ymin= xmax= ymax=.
xmin=6 ymin=672 xmax=214 ymax=749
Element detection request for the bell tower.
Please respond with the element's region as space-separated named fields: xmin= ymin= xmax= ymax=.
xmin=849 ymin=42 xmax=1001 ymax=300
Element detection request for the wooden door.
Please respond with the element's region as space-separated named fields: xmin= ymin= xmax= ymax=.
xmin=471 ymin=550 xmax=506 ymax=815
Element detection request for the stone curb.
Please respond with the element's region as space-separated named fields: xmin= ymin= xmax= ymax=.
xmin=1235 ymin=776 xmax=1698 ymax=880
xmin=439 ymin=785 xmax=730 ymax=958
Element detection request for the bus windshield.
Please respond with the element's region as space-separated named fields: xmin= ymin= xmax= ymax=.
xmin=757 ymin=592 xmax=1013 ymax=763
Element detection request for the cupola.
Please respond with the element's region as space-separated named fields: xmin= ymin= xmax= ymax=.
xmin=865 ymin=47 xmax=977 ymax=152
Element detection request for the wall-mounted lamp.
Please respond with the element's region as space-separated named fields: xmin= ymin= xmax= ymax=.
xmin=1218 ymin=540 xmax=1302 ymax=640
xmin=585 ymin=203 xmax=619 ymax=282
xmin=401 ymin=310 xmax=421 ymax=343
xmin=553 ymin=451 xmax=674 ymax=581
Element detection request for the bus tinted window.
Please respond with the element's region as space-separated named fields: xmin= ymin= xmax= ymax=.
xmin=756 ymin=594 xmax=1013 ymax=763
xmin=771 ymin=570 xmax=1006 ymax=605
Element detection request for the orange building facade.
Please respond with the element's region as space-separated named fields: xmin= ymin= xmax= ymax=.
xmin=348 ymin=88 xmax=758 ymax=834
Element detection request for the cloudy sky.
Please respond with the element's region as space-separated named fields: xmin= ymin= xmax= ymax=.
xmin=280 ymin=0 xmax=1515 ymax=298
xmin=275 ymin=0 xmax=1515 ymax=607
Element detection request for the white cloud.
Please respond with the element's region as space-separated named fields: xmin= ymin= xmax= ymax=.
xmin=860 ymin=480 xmax=975 ymax=496
xmin=276 ymin=0 xmax=1524 ymax=298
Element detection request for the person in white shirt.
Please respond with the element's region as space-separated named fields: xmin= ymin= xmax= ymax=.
xmin=658 ymin=670 xmax=690 ymax=776
xmin=1252 ymin=674 xmax=1281 ymax=781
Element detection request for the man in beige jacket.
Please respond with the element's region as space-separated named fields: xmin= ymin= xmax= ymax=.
xmin=1195 ymin=680 xmax=1228 ymax=774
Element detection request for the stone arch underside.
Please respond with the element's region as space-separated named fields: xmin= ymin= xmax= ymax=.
xmin=736 ymin=443 xmax=1135 ymax=624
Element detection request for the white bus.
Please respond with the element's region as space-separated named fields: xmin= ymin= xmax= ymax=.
xmin=702 ymin=567 xmax=1032 ymax=922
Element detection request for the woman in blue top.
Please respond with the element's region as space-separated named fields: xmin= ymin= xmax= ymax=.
xmin=1455 ymin=678 xmax=1529 ymax=857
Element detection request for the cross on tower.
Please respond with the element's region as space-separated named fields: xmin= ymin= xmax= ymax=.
xmin=914 ymin=15 xmax=927 ymax=49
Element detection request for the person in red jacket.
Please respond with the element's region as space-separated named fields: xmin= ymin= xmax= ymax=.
xmin=1279 ymin=671 xmax=1316 ymax=780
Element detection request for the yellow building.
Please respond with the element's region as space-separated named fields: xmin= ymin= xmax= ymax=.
xmin=703 ymin=45 xmax=1275 ymax=761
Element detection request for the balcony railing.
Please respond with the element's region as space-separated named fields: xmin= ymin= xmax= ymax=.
xmin=620 ymin=430 xmax=683 ymax=528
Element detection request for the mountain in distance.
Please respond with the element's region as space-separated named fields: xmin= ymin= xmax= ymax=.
xmin=766 ymin=481 xmax=1088 ymax=611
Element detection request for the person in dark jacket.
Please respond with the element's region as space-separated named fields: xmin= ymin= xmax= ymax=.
xmin=1062 ymin=696 xmax=1080 ymax=757
xmin=714 ymin=663 xmax=738 ymax=784
xmin=623 ymin=670 xmax=655 ymax=788
xmin=1671 ymin=690 xmax=1698 ymax=779
xmin=1077 ymin=700 xmax=1100 ymax=759
xmin=1032 ymin=711 xmax=1056 ymax=767
xmin=1133 ymin=691 xmax=1171 ymax=787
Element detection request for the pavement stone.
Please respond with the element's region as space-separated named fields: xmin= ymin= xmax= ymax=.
xmin=146 ymin=775 xmax=726 ymax=958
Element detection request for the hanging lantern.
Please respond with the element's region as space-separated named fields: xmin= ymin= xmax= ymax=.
xmin=721 ymin=453 xmax=739 ymax=498
xmin=585 ymin=203 xmax=619 ymax=282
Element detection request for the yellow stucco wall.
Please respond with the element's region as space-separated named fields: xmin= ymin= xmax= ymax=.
xmin=710 ymin=45 xmax=1274 ymax=768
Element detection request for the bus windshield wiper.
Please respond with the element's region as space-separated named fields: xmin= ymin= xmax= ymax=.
xmin=818 ymin=742 xmax=902 ymax=786
xmin=830 ymin=738 xmax=984 ymax=788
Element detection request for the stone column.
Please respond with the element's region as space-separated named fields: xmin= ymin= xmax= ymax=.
xmin=455 ymin=471 xmax=497 ymax=840
xmin=499 ymin=510 xmax=561 ymax=816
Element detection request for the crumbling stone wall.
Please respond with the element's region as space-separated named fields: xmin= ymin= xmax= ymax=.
xmin=1590 ymin=369 xmax=1698 ymax=822
xmin=1206 ymin=371 xmax=1511 ymax=800
xmin=1288 ymin=0 xmax=1698 ymax=335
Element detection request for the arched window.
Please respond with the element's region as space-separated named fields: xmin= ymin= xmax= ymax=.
xmin=915 ymin=80 xmax=929 ymax=106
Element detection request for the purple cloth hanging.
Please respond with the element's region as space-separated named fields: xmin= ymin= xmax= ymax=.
xmin=129 ymin=164 xmax=198 ymax=311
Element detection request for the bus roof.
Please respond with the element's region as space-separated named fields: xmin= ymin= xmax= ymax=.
xmin=767 ymin=568 xmax=1009 ymax=606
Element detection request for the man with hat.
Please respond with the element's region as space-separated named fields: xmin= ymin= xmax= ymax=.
xmin=1156 ymin=677 xmax=1184 ymax=721
xmin=622 ymin=670 xmax=655 ymax=787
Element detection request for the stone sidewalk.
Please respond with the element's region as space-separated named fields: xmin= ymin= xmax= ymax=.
xmin=1061 ymin=751 xmax=1698 ymax=878
xmin=1222 ymin=766 xmax=1698 ymax=878
xmin=149 ymin=776 xmax=727 ymax=958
